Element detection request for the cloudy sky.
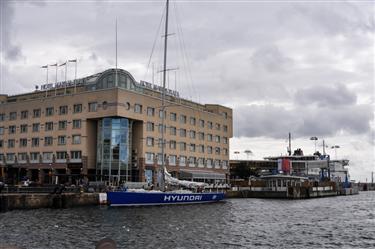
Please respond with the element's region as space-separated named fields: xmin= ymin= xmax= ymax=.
xmin=1 ymin=0 xmax=374 ymax=181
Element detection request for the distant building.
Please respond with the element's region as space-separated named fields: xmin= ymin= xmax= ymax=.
xmin=0 ymin=68 xmax=232 ymax=185
xmin=230 ymin=155 xmax=349 ymax=181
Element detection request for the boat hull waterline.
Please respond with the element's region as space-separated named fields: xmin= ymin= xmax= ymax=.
xmin=107 ymin=191 xmax=225 ymax=206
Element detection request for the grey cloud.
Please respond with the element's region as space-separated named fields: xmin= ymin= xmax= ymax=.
xmin=0 ymin=1 xmax=23 ymax=61
xmin=294 ymin=83 xmax=357 ymax=107
xmin=235 ymin=103 xmax=373 ymax=139
xmin=250 ymin=45 xmax=294 ymax=73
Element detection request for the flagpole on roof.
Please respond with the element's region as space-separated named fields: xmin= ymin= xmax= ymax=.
xmin=41 ymin=65 xmax=49 ymax=97
xmin=68 ymin=59 xmax=77 ymax=93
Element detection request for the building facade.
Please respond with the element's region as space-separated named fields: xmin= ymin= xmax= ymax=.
xmin=0 ymin=69 xmax=232 ymax=185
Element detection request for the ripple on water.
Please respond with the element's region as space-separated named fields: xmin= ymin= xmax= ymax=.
xmin=0 ymin=192 xmax=375 ymax=248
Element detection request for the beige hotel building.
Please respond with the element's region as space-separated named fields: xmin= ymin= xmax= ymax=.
xmin=0 ymin=68 xmax=232 ymax=185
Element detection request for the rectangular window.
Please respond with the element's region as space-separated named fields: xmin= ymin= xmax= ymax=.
xmin=8 ymin=139 xmax=15 ymax=148
xmin=58 ymin=136 xmax=66 ymax=145
xmin=33 ymin=109 xmax=41 ymax=118
xmin=199 ymin=119 xmax=205 ymax=128
xmin=208 ymin=121 xmax=213 ymax=129
xmin=44 ymin=136 xmax=53 ymax=146
xmin=72 ymin=135 xmax=81 ymax=144
xmin=32 ymin=123 xmax=40 ymax=132
xmin=21 ymin=110 xmax=28 ymax=119
xmin=45 ymin=122 xmax=53 ymax=131
xmin=59 ymin=121 xmax=67 ymax=130
xmin=223 ymin=148 xmax=228 ymax=156
xmin=145 ymin=152 xmax=154 ymax=164
xmin=215 ymin=147 xmax=221 ymax=155
xmin=8 ymin=125 xmax=16 ymax=134
xmin=215 ymin=123 xmax=221 ymax=131
xmin=32 ymin=138 xmax=39 ymax=147
xmin=207 ymin=134 xmax=212 ymax=142
xmin=189 ymin=130 xmax=196 ymax=139
xmin=180 ymin=115 xmax=186 ymax=124
xmin=20 ymin=124 xmax=28 ymax=133
xmin=46 ymin=107 xmax=54 ymax=116
xmin=9 ymin=112 xmax=17 ymax=120
xmin=170 ymin=112 xmax=177 ymax=121
xmin=179 ymin=128 xmax=186 ymax=137
xmin=73 ymin=119 xmax=81 ymax=129
xmin=198 ymin=145 xmax=204 ymax=153
xmin=189 ymin=143 xmax=196 ymax=152
xmin=18 ymin=153 xmax=27 ymax=161
xmin=215 ymin=135 xmax=221 ymax=143
xmin=189 ymin=157 xmax=196 ymax=167
xmin=170 ymin=126 xmax=176 ymax=136
xmin=198 ymin=132 xmax=205 ymax=140
xmin=59 ymin=105 xmax=68 ymax=115
xmin=6 ymin=153 xmax=15 ymax=161
xmin=157 ymin=138 xmax=164 ymax=148
xmin=179 ymin=142 xmax=186 ymax=151
xmin=19 ymin=138 xmax=27 ymax=147
xmin=146 ymin=137 xmax=154 ymax=147
xmin=56 ymin=151 xmax=67 ymax=159
xmin=214 ymin=160 xmax=220 ymax=168
xmin=159 ymin=110 xmax=165 ymax=119
xmin=147 ymin=107 xmax=155 ymax=117
xmin=223 ymin=137 xmax=228 ymax=144
xmin=223 ymin=125 xmax=228 ymax=132
xmin=89 ymin=102 xmax=97 ymax=112
xmin=190 ymin=117 xmax=196 ymax=126
xmin=206 ymin=159 xmax=212 ymax=168
xmin=43 ymin=152 xmax=53 ymax=161
xmin=71 ymin=151 xmax=82 ymax=159
xmin=0 ymin=127 xmax=4 ymax=135
xmin=207 ymin=146 xmax=212 ymax=154
xmin=146 ymin=122 xmax=154 ymax=132
xmin=0 ymin=113 xmax=4 ymax=121
xmin=198 ymin=158 xmax=204 ymax=167
xmin=73 ymin=104 xmax=82 ymax=113
xmin=30 ymin=152 xmax=39 ymax=161
xmin=169 ymin=155 xmax=177 ymax=166
xmin=158 ymin=124 xmax=165 ymax=134
xmin=169 ymin=140 xmax=176 ymax=150
xmin=179 ymin=156 xmax=186 ymax=166
xmin=134 ymin=104 xmax=142 ymax=114
xmin=0 ymin=140 xmax=3 ymax=148
xmin=222 ymin=112 xmax=228 ymax=119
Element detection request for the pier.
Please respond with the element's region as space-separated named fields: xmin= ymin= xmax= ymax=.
xmin=0 ymin=192 xmax=99 ymax=212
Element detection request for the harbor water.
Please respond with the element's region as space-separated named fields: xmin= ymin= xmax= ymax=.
xmin=0 ymin=191 xmax=374 ymax=249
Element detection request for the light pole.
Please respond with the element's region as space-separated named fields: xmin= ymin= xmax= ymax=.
xmin=310 ymin=136 xmax=318 ymax=153
xmin=244 ymin=150 xmax=253 ymax=160
xmin=234 ymin=151 xmax=240 ymax=160
xmin=331 ymin=145 xmax=340 ymax=160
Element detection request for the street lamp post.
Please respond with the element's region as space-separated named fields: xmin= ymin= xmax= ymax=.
xmin=244 ymin=150 xmax=253 ymax=160
xmin=310 ymin=137 xmax=318 ymax=153
xmin=234 ymin=151 xmax=240 ymax=160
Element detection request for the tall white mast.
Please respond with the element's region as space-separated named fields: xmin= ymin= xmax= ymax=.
xmin=160 ymin=0 xmax=170 ymax=191
xmin=115 ymin=18 xmax=118 ymax=87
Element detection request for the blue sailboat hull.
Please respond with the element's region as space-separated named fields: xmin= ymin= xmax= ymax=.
xmin=107 ymin=191 xmax=225 ymax=206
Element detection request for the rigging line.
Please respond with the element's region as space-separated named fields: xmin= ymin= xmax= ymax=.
xmin=143 ymin=4 xmax=166 ymax=82
xmin=173 ymin=2 xmax=191 ymax=100
xmin=174 ymin=3 xmax=197 ymax=102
